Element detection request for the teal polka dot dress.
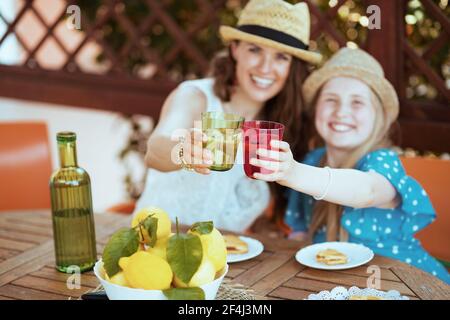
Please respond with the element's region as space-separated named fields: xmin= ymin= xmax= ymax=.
xmin=285 ymin=147 xmax=450 ymax=284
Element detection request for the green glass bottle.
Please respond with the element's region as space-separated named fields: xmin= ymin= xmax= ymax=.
xmin=49 ymin=132 xmax=97 ymax=273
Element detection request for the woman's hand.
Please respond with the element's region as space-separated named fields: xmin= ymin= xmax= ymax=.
xmin=179 ymin=128 xmax=213 ymax=175
xmin=249 ymin=140 xmax=295 ymax=183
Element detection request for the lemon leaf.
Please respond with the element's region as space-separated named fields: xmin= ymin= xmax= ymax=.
xmin=163 ymin=287 xmax=205 ymax=300
xmin=143 ymin=216 xmax=158 ymax=247
xmin=167 ymin=233 xmax=202 ymax=284
xmin=190 ymin=221 xmax=214 ymax=235
xmin=102 ymin=228 xmax=139 ymax=277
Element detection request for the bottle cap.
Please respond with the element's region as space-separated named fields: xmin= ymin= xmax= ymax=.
xmin=57 ymin=131 xmax=77 ymax=143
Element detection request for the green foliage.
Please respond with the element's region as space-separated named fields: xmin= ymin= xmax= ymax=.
xmin=102 ymin=228 xmax=139 ymax=277
xmin=404 ymin=0 xmax=449 ymax=101
xmin=166 ymin=232 xmax=203 ymax=284
xmin=190 ymin=221 xmax=214 ymax=235
xmin=143 ymin=215 xmax=158 ymax=247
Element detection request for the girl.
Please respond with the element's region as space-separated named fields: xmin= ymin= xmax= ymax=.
xmin=136 ymin=0 xmax=321 ymax=232
xmin=250 ymin=47 xmax=450 ymax=283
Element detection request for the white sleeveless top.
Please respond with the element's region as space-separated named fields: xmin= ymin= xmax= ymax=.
xmin=135 ymin=78 xmax=270 ymax=232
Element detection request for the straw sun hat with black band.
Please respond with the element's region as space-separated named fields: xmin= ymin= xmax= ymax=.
xmin=219 ymin=0 xmax=322 ymax=65
xmin=302 ymin=47 xmax=400 ymax=125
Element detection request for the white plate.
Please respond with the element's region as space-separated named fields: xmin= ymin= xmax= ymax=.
xmin=295 ymin=242 xmax=374 ymax=270
xmin=226 ymin=236 xmax=264 ymax=263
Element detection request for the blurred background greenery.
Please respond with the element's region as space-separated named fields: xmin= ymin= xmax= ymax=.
xmin=76 ymin=0 xmax=448 ymax=99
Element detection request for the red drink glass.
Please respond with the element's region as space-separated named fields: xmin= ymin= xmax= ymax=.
xmin=243 ymin=120 xmax=285 ymax=179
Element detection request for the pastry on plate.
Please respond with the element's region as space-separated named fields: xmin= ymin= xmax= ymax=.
xmin=224 ymin=235 xmax=248 ymax=254
xmin=316 ymin=248 xmax=348 ymax=265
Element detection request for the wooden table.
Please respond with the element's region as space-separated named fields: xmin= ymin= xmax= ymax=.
xmin=0 ymin=210 xmax=449 ymax=300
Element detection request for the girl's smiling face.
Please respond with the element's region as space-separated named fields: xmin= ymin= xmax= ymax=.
xmin=231 ymin=41 xmax=292 ymax=103
xmin=315 ymin=77 xmax=376 ymax=151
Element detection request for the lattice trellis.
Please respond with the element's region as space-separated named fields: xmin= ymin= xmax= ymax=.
xmin=308 ymin=0 xmax=367 ymax=48
xmin=0 ymin=0 xmax=372 ymax=78
xmin=0 ymin=0 xmax=231 ymax=78
xmin=91 ymin=0 xmax=231 ymax=78
xmin=402 ymin=0 xmax=450 ymax=103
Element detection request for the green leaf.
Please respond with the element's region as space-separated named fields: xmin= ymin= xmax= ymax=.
xmin=167 ymin=233 xmax=202 ymax=284
xmin=143 ymin=216 xmax=158 ymax=247
xmin=190 ymin=221 xmax=214 ymax=235
xmin=102 ymin=228 xmax=139 ymax=278
xmin=163 ymin=287 xmax=205 ymax=300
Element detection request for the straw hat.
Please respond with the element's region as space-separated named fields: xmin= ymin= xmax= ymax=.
xmin=219 ymin=0 xmax=322 ymax=65
xmin=302 ymin=47 xmax=399 ymax=124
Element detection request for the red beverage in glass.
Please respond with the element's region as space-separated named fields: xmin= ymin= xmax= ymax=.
xmin=243 ymin=120 xmax=285 ymax=179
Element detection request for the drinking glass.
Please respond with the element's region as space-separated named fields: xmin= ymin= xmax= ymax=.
xmin=243 ymin=120 xmax=285 ymax=179
xmin=202 ymin=112 xmax=244 ymax=171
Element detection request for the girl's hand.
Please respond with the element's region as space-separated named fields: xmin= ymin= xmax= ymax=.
xmin=180 ymin=128 xmax=213 ymax=175
xmin=250 ymin=140 xmax=295 ymax=183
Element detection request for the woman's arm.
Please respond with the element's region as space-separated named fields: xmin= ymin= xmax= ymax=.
xmin=144 ymin=85 xmax=211 ymax=173
xmin=251 ymin=140 xmax=398 ymax=209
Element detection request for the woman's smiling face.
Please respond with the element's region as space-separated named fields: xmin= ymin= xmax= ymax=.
xmin=231 ymin=41 xmax=292 ymax=103
xmin=315 ymin=77 xmax=376 ymax=151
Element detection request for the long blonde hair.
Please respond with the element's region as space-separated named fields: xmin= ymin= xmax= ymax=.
xmin=307 ymin=85 xmax=394 ymax=242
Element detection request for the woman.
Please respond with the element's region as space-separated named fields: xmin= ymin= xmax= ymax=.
xmin=135 ymin=0 xmax=322 ymax=232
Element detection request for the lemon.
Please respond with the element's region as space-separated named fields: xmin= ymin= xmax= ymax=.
xmin=107 ymin=271 xmax=130 ymax=287
xmin=118 ymin=256 xmax=130 ymax=270
xmin=119 ymin=251 xmax=173 ymax=290
xmin=131 ymin=207 xmax=172 ymax=243
xmin=145 ymin=233 xmax=174 ymax=260
xmin=173 ymin=257 xmax=216 ymax=288
xmin=189 ymin=228 xmax=227 ymax=272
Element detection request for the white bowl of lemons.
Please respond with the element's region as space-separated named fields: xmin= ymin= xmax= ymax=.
xmin=94 ymin=207 xmax=229 ymax=300
xmin=94 ymin=259 xmax=228 ymax=300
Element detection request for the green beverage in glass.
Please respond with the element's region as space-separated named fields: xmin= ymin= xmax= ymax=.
xmin=49 ymin=132 xmax=97 ymax=273
xmin=202 ymin=112 xmax=244 ymax=171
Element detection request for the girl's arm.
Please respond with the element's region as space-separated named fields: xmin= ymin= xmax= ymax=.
xmin=144 ymin=86 xmax=212 ymax=174
xmin=281 ymin=162 xmax=398 ymax=209
xmin=251 ymin=140 xmax=398 ymax=209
